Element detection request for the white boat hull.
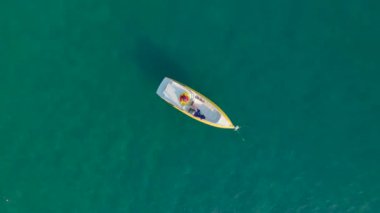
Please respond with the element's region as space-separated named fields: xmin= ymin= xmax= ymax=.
xmin=156 ymin=77 xmax=235 ymax=129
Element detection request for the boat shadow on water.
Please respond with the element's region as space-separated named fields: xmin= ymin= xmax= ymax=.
xmin=134 ymin=38 xmax=190 ymax=85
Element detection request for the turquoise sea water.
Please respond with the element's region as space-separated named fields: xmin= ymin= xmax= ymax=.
xmin=1 ymin=0 xmax=379 ymax=212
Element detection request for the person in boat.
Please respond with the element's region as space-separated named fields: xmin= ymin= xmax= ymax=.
xmin=179 ymin=92 xmax=190 ymax=105
xmin=187 ymin=102 xmax=205 ymax=119
xmin=194 ymin=109 xmax=206 ymax=120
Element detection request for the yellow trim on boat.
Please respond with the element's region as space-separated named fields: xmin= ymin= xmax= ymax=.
xmin=166 ymin=78 xmax=235 ymax=129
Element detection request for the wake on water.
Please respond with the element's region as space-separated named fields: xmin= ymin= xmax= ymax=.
xmin=234 ymin=125 xmax=247 ymax=142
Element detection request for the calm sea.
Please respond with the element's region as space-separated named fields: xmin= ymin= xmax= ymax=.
xmin=1 ymin=0 xmax=379 ymax=212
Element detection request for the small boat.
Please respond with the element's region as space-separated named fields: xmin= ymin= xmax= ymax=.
xmin=156 ymin=77 xmax=235 ymax=129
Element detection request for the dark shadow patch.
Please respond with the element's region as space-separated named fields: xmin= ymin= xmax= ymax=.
xmin=134 ymin=37 xmax=189 ymax=85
